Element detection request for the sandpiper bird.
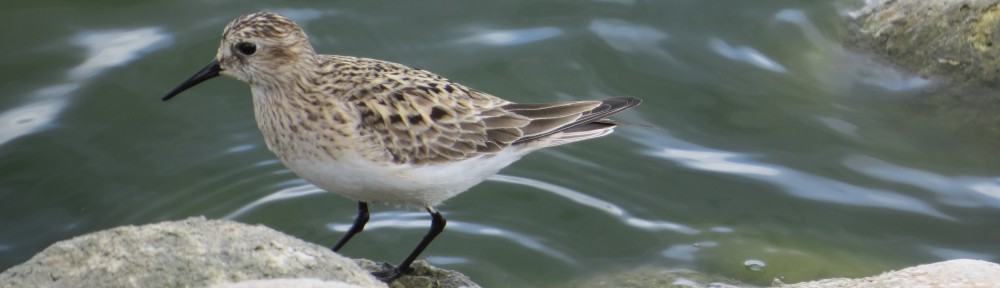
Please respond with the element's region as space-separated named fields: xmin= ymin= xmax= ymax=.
xmin=162 ymin=12 xmax=641 ymax=282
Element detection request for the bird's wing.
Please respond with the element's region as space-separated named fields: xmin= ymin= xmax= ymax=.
xmin=345 ymin=57 xmax=640 ymax=165
xmin=504 ymin=96 xmax=642 ymax=145
xmin=353 ymin=79 xmax=515 ymax=165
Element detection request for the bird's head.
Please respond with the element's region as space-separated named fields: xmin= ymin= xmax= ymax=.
xmin=162 ymin=12 xmax=315 ymax=101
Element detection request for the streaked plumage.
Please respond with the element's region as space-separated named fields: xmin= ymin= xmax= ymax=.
xmin=162 ymin=12 xmax=640 ymax=282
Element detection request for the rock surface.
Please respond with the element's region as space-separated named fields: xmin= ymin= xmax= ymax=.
xmin=775 ymin=259 xmax=1000 ymax=288
xmin=355 ymin=259 xmax=481 ymax=288
xmin=212 ymin=278 xmax=372 ymax=288
xmin=0 ymin=217 xmax=480 ymax=288
xmin=847 ymin=0 xmax=1000 ymax=87
xmin=846 ymin=0 xmax=1000 ymax=144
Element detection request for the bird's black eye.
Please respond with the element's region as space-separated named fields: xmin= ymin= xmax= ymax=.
xmin=236 ymin=42 xmax=257 ymax=55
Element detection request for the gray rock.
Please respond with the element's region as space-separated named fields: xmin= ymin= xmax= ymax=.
xmin=0 ymin=217 xmax=389 ymax=288
xmin=774 ymin=259 xmax=1000 ymax=288
xmin=847 ymin=0 xmax=1000 ymax=87
xmin=846 ymin=0 xmax=1000 ymax=145
xmin=355 ymin=259 xmax=481 ymax=288
xmin=212 ymin=278 xmax=372 ymax=288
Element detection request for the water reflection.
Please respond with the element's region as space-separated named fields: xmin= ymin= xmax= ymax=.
xmin=743 ymin=258 xmax=766 ymax=271
xmin=457 ymin=27 xmax=562 ymax=46
xmin=592 ymin=0 xmax=635 ymax=5
xmin=328 ymin=210 xmax=576 ymax=264
xmin=0 ymin=99 xmax=64 ymax=147
xmin=970 ymin=181 xmax=1000 ymax=201
xmin=922 ymin=245 xmax=997 ymax=261
xmin=589 ymin=18 xmax=672 ymax=61
xmin=424 ymin=256 xmax=469 ymax=265
xmin=223 ymin=182 xmax=325 ymax=219
xmin=633 ymin=130 xmax=954 ymax=220
xmin=1 ymin=27 xmax=170 ymax=148
xmin=774 ymin=8 xmax=933 ymax=91
xmin=773 ymin=9 xmax=832 ymax=48
xmin=490 ymin=175 xmax=699 ymax=234
xmin=815 ymin=116 xmax=860 ymax=138
xmin=657 ymin=148 xmax=781 ymax=176
xmin=661 ymin=243 xmax=702 ymax=261
xmin=708 ymin=38 xmax=787 ymax=73
xmin=225 ymin=144 xmax=256 ymax=153
xmin=226 ymin=172 xmax=695 ymax=262
xmin=841 ymin=53 xmax=934 ymax=91
xmin=69 ymin=28 xmax=171 ymax=80
xmin=843 ymin=155 xmax=1000 ymax=208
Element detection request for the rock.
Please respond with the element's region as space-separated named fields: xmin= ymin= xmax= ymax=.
xmin=846 ymin=0 xmax=1000 ymax=87
xmin=846 ymin=0 xmax=1000 ymax=145
xmin=212 ymin=278 xmax=372 ymax=288
xmin=354 ymin=259 xmax=481 ymax=288
xmin=0 ymin=217 xmax=476 ymax=288
xmin=774 ymin=259 xmax=1000 ymax=288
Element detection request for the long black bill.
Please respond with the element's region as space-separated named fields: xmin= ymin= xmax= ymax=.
xmin=161 ymin=60 xmax=222 ymax=101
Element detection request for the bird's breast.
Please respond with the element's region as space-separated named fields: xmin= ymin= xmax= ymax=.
xmin=250 ymin=89 xmax=359 ymax=163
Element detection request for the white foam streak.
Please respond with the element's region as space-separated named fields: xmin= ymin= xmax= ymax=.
xmin=489 ymin=175 xmax=700 ymax=234
xmin=3 ymin=27 xmax=171 ymax=148
xmin=222 ymin=184 xmax=327 ymax=219
xmin=589 ymin=19 xmax=672 ymax=60
xmin=458 ymin=27 xmax=561 ymax=46
xmin=708 ymin=38 xmax=787 ymax=73
xmin=0 ymin=100 xmax=65 ymax=147
xmin=329 ymin=214 xmax=576 ymax=264
xmin=631 ymin=130 xmax=954 ymax=220
xmin=69 ymin=28 xmax=171 ymax=80
xmin=843 ymin=155 xmax=1000 ymax=208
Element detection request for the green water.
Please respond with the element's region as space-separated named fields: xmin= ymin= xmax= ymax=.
xmin=2 ymin=1 xmax=999 ymax=287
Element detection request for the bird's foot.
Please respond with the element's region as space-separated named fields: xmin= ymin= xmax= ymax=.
xmin=371 ymin=261 xmax=409 ymax=283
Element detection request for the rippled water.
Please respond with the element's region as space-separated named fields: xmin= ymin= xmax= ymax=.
xmin=3 ymin=1 xmax=999 ymax=287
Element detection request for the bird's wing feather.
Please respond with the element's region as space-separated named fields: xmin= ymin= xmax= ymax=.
xmin=352 ymin=72 xmax=513 ymax=165
xmin=506 ymin=96 xmax=642 ymax=145
xmin=345 ymin=57 xmax=640 ymax=165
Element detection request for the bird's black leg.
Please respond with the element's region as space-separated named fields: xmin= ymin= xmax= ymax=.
xmin=332 ymin=202 xmax=369 ymax=252
xmin=372 ymin=206 xmax=447 ymax=282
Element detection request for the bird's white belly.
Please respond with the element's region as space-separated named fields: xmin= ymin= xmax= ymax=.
xmin=283 ymin=149 xmax=526 ymax=207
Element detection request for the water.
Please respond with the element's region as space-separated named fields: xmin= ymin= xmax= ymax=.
xmin=2 ymin=1 xmax=999 ymax=287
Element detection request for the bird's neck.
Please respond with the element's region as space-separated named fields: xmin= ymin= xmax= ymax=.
xmin=249 ymin=76 xmax=358 ymax=163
